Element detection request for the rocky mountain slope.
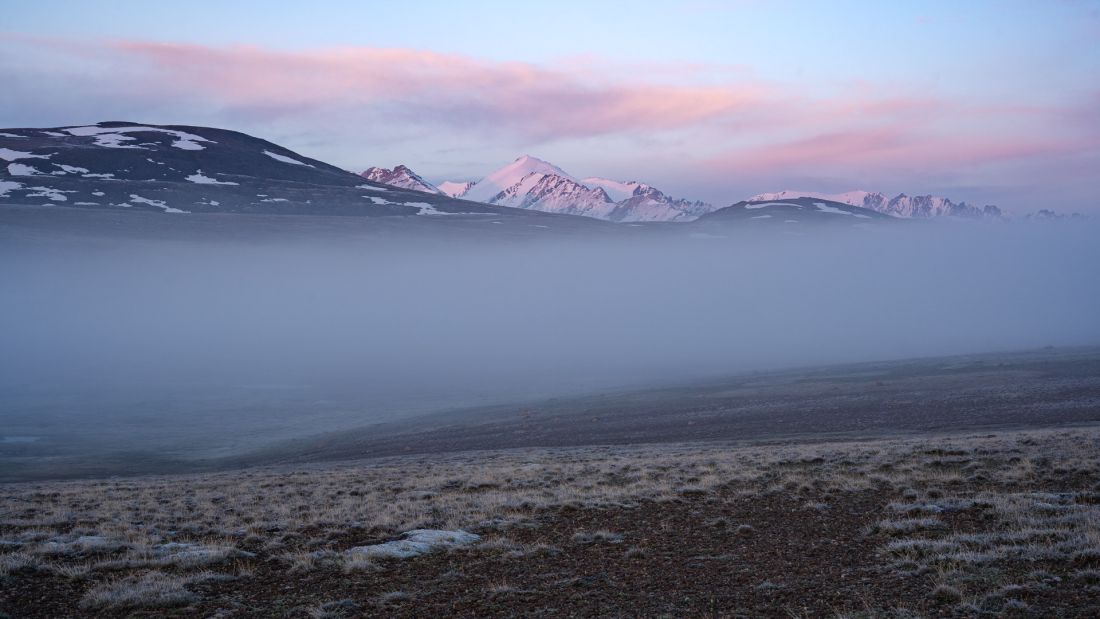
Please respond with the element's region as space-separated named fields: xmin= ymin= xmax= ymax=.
xmin=361 ymin=165 xmax=442 ymax=194
xmin=433 ymin=155 xmax=716 ymax=222
xmin=749 ymin=190 xmax=1002 ymax=219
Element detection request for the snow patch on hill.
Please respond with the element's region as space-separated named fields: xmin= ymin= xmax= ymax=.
xmin=129 ymin=193 xmax=188 ymax=214
xmin=263 ymin=150 xmax=314 ymax=167
xmin=7 ymin=163 xmax=45 ymax=176
xmin=0 ymin=180 xmax=24 ymax=197
xmin=0 ymin=148 xmax=50 ymax=162
xmin=64 ymin=125 xmax=212 ymax=151
xmin=186 ymin=171 xmax=239 ymax=185
xmin=27 ymin=186 xmax=73 ymax=201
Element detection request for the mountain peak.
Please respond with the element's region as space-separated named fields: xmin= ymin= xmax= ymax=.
xmin=360 ymin=165 xmax=440 ymax=194
xmin=462 ymin=155 xmax=576 ymax=203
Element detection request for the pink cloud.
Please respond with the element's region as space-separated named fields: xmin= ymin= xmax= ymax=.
xmin=704 ymin=123 xmax=1097 ymax=182
xmin=104 ymin=40 xmax=772 ymax=139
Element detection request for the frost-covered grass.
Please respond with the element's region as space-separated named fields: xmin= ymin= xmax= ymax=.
xmin=868 ymin=436 xmax=1100 ymax=613
xmin=1 ymin=426 xmax=1097 ymax=613
xmin=79 ymin=571 xmax=198 ymax=610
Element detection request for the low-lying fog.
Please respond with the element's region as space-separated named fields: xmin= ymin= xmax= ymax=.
xmin=2 ymin=218 xmax=1099 ymax=471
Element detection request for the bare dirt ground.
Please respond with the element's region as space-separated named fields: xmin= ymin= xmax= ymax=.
xmin=2 ymin=427 xmax=1099 ymax=618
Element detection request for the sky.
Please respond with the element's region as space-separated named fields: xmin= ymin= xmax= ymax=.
xmin=1 ymin=0 xmax=1098 ymax=213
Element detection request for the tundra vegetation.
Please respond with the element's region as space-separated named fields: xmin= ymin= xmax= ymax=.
xmin=2 ymin=427 xmax=1098 ymax=617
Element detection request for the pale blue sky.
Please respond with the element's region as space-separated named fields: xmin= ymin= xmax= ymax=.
xmin=6 ymin=1 xmax=1096 ymax=94
xmin=2 ymin=1 xmax=1098 ymax=211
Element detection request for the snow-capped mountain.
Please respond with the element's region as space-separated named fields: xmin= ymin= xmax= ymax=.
xmin=749 ymin=190 xmax=1003 ymax=219
xmin=360 ymin=165 xmax=441 ymax=194
xmin=585 ymin=179 xmax=715 ymax=222
xmin=500 ymin=174 xmax=616 ymax=219
xmin=0 ymin=122 xmax=566 ymax=220
xmin=461 ymin=155 xmax=574 ymax=202
xmin=437 ymin=155 xmax=715 ymax=222
xmin=437 ymin=180 xmax=474 ymax=198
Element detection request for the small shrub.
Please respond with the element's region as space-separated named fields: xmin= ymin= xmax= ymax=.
xmin=80 ymin=571 xmax=196 ymax=610
xmin=874 ymin=518 xmax=945 ymax=536
xmin=929 ymin=583 xmax=963 ymax=603
xmin=572 ymin=530 xmax=623 ymax=544
xmin=1073 ymin=569 xmax=1100 ymax=584
xmin=376 ymin=591 xmax=409 ymax=606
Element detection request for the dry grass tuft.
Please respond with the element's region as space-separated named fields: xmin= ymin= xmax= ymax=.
xmin=79 ymin=571 xmax=197 ymax=610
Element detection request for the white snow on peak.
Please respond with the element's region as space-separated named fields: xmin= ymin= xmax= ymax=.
xmin=0 ymin=132 xmax=23 ymax=138
xmin=463 ymin=155 xmax=576 ymax=203
xmin=582 ymin=177 xmax=644 ymax=202
xmin=361 ymin=165 xmax=439 ymax=194
xmin=437 ymin=180 xmax=474 ymax=198
xmin=449 ymin=156 xmax=713 ymax=222
xmin=185 ymin=170 xmax=239 ymax=185
xmin=263 ymin=150 xmax=314 ymax=167
xmin=63 ymin=125 xmax=213 ymax=150
xmin=0 ymin=148 xmax=50 ymax=162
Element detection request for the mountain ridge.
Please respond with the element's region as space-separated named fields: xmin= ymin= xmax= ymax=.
xmin=749 ymin=190 xmax=1003 ymax=219
xmin=360 ymin=165 xmax=441 ymax=195
xmin=696 ymin=196 xmax=895 ymax=228
xmin=397 ymin=155 xmax=717 ymax=222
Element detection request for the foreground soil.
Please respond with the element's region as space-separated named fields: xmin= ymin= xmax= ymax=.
xmin=4 ymin=480 xmax=1099 ymax=617
xmin=196 ymin=491 xmax=919 ymax=618
xmin=3 ymin=428 xmax=1099 ymax=617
